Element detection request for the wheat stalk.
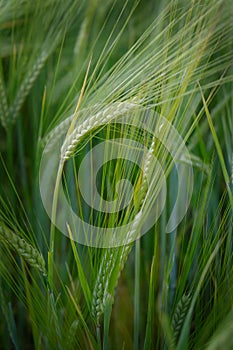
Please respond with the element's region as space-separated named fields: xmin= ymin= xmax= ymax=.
xmin=231 ymin=153 xmax=233 ymax=187
xmin=0 ymin=225 xmax=46 ymax=275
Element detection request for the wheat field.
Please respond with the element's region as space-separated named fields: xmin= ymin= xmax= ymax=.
xmin=0 ymin=0 xmax=233 ymax=349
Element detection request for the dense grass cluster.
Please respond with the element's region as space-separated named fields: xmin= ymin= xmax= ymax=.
xmin=0 ymin=0 xmax=233 ymax=349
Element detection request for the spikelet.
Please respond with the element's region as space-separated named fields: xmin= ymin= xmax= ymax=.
xmin=0 ymin=225 xmax=46 ymax=275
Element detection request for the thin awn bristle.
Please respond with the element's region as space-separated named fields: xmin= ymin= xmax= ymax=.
xmin=91 ymin=137 xmax=156 ymax=323
xmin=42 ymin=115 xmax=74 ymax=150
xmin=41 ymin=103 xmax=102 ymax=151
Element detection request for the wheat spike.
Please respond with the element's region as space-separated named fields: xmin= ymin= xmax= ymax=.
xmin=61 ymin=100 xmax=139 ymax=162
xmin=91 ymin=214 xmax=144 ymax=323
xmin=91 ymin=242 xmax=135 ymax=324
xmin=92 ymin=249 xmax=115 ymax=323
xmin=9 ymin=50 xmax=48 ymax=126
xmin=0 ymin=225 xmax=46 ymax=275
xmin=172 ymin=294 xmax=191 ymax=344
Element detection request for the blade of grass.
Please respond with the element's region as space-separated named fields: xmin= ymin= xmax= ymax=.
xmin=199 ymin=84 xmax=233 ymax=209
xmin=66 ymin=223 xmax=91 ymax=310
xmin=176 ymin=238 xmax=224 ymax=350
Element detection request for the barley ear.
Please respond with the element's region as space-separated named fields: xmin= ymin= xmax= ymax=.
xmin=92 ymin=249 xmax=115 ymax=324
xmin=9 ymin=50 xmax=48 ymax=126
xmin=171 ymin=294 xmax=191 ymax=344
xmin=0 ymin=225 xmax=47 ymax=275
xmin=61 ymin=100 xmax=139 ymax=162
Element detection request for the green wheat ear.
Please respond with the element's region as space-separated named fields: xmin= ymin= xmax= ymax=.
xmin=0 ymin=225 xmax=47 ymax=275
xmin=172 ymin=294 xmax=191 ymax=344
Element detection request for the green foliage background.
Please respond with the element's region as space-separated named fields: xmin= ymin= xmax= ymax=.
xmin=0 ymin=0 xmax=232 ymax=349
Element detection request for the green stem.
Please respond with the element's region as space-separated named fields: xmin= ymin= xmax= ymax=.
xmin=134 ymin=239 xmax=140 ymax=350
xmin=48 ymin=161 xmax=64 ymax=290
xmin=96 ymin=326 xmax=102 ymax=349
xmin=6 ymin=127 xmax=14 ymax=181
xmin=103 ymin=295 xmax=112 ymax=350
xmin=168 ymin=167 xmax=177 ymax=312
